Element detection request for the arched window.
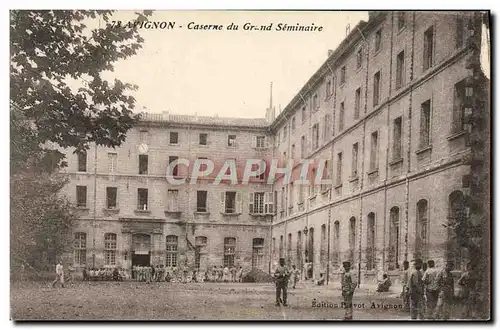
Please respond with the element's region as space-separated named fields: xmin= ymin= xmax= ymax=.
xmin=349 ymin=217 xmax=356 ymax=261
xmin=366 ymin=213 xmax=376 ymax=270
xmin=104 ymin=233 xmax=117 ymax=266
xmin=252 ymin=238 xmax=265 ymax=269
xmin=74 ymin=232 xmax=87 ymax=266
xmin=224 ymin=237 xmax=236 ymax=267
xmin=166 ymin=235 xmax=178 ymax=267
xmin=287 ymin=233 xmax=292 ymax=265
xmin=332 ymin=221 xmax=340 ymax=267
xmin=320 ymin=224 xmax=327 ymax=267
xmin=279 ymin=235 xmax=284 ymax=258
xmin=195 ymin=236 xmax=207 ymax=270
xmin=296 ymin=231 xmax=303 ymax=269
xmin=449 ymin=191 xmax=467 ymax=269
xmin=389 ymin=207 xmax=400 ymax=270
xmin=416 ymin=199 xmax=429 ymax=259
xmin=308 ymin=227 xmax=315 ymax=266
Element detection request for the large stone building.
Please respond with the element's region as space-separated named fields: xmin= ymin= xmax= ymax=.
xmin=62 ymin=11 xmax=487 ymax=284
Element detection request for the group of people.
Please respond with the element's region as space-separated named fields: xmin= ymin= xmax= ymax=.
xmin=401 ymin=259 xmax=481 ymax=320
xmin=203 ymin=265 xmax=244 ymax=283
xmin=83 ymin=267 xmax=128 ymax=281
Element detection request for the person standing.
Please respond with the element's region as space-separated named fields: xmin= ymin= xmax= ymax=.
xmin=409 ymin=259 xmax=425 ymax=320
xmin=237 ymin=266 xmax=243 ymax=283
xmin=67 ymin=265 xmax=74 ymax=284
xmin=435 ymin=261 xmax=455 ymax=320
xmin=230 ymin=266 xmax=237 ymax=282
xmin=274 ymin=258 xmax=289 ymax=307
xmin=422 ymin=260 xmax=440 ymax=319
xmin=458 ymin=262 xmax=478 ymax=319
xmin=400 ymin=261 xmax=410 ymax=312
xmin=223 ymin=266 xmax=230 ymax=283
xmin=341 ymin=261 xmax=356 ymax=320
xmin=51 ymin=260 xmax=65 ymax=288
xmin=290 ymin=265 xmax=299 ymax=289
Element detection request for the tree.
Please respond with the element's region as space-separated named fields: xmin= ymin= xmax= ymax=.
xmin=10 ymin=10 xmax=151 ymax=275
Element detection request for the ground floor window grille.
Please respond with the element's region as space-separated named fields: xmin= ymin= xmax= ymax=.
xmin=224 ymin=237 xmax=236 ymax=267
xmin=166 ymin=235 xmax=178 ymax=267
xmin=74 ymin=232 xmax=87 ymax=265
xmin=104 ymin=233 xmax=117 ymax=266
xmin=252 ymin=238 xmax=264 ymax=269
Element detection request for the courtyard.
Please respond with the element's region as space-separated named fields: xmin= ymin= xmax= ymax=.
xmin=11 ymin=280 xmax=409 ymax=321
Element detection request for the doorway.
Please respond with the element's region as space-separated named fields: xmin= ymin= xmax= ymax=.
xmin=132 ymin=252 xmax=151 ymax=267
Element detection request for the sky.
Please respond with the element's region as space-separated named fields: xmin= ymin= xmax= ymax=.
xmin=100 ymin=11 xmax=369 ymax=119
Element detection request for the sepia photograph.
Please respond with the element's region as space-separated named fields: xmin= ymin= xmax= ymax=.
xmin=9 ymin=9 xmax=491 ymax=321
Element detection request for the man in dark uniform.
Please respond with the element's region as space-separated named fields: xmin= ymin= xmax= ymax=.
xmin=409 ymin=258 xmax=425 ymax=320
xmin=274 ymin=258 xmax=289 ymax=307
xmin=341 ymin=261 xmax=356 ymax=320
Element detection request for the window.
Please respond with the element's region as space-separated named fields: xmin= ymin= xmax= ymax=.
xmin=298 ymin=183 xmax=304 ymax=204
xmin=104 ymin=233 xmax=117 ymax=266
xmin=197 ymin=190 xmax=208 ymax=212
xmin=287 ymin=233 xmax=292 ymax=265
xmin=139 ymin=155 xmax=148 ymax=174
xmin=280 ymin=187 xmax=285 ymax=211
xmin=170 ymin=132 xmax=179 ymax=144
xmin=334 ymin=152 xmax=343 ymax=187
xmin=166 ymin=235 xmax=178 ymax=267
xmin=255 ymin=136 xmax=266 ymax=149
xmin=250 ymin=192 xmax=265 ymax=214
xmin=388 ymin=207 xmax=400 ymax=270
xmin=321 ymin=160 xmax=331 ymax=191
xmin=301 ymin=136 xmax=306 ymax=158
xmin=224 ymin=237 xmax=236 ymax=267
xmin=291 ymin=117 xmax=296 ymax=131
xmin=228 ymin=134 xmax=237 ymax=147
xmin=349 ymin=217 xmax=356 ymax=261
xmin=393 ymin=117 xmax=402 ymax=160
xmin=74 ymin=232 xmax=87 ymax=265
xmin=106 ymin=187 xmax=117 ymax=209
xmin=289 ymin=182 xmax=294 ymax=210
xmin=354 ymin=88 xmax=361 ymax=120
xmin=351 ymin=143 xmax=359 ymax=177
xmin=356 ymin=48 xmax=363 ymax=69
xmin=397 ymin=12 xmax=406 ymax=30
xmin=419 ymin=100 xmax=431 ymax=148
xmin=222 ymin=191 xmax=239 ymax=214
xmin=302 ymin=106 xmax=306 ymax=123
xmin=323 ymin=115 xmax=331 ymax=141
xmin=452 ymin=80 xmax=467 ymax=134
xmin=277 ymin=132 xmax=280 ymax=146
xmin=195 ymin=236 xmax=207 ymax=270
xmin=373 ymin=71 xmax=381 ymax=106
xmin=296 ymin=231 xmax=302 ymax=267
xmin=291 ymin=144 xmax=295 ymax=159
xmin=375 ymin=29 xmax=382 ymax=52
xmin=308 ymin=227 xmax=314 ymax=265
xmin=279 ymin=235 xmax=284 ymax=258
xmin=312 ymin=123 xmax=319 ymax=150
xmin=252 ymin=238 xmax=265 ymax=269
xmin=167 ymin=189 xmax=179 ymax=212
xmin=332 ymin=221 xmax=340 ymax=267
xmin=137 ymin=188 xmax=148 ymax=211
xmin=199 ymin=133 xmax=208 ymax=145
xmin=423 ymin=26 xmax=434 ymax=71
xmin=310 ymin=168 xmax=316 ymax=196
xmin=77 ymin=150 xmax=87 ymax=172
xmin=340 ymin=66 xmax=346 ymax=84
xmin=415 ymin=200 xmax=429 ymax=259
xmin=312 ymin=94 xmax=318 ymax=111
xmin=366 ymin=213 xmax=376 ymax=270
xmin=326 ymin=79 xmax=332 ymax=97
xmin=76 ymin=185 xmax=87 ymax=207
xmin=339 ymin=102 xmax=345 ymax=131
xmin=283 ymin=126 xmax=287 ymax=140
xmin=396 ymin=50 xmax=405 ymax=89
xmin=370 ymin=131 xmax=379 ymax=170
xmin=456 ymin=16 xmax=465 ymax=48
xmin=168 ymin=156 xmax=179 ymax=176
xmin=139 ymin=129 xmax=149 ymax=144
xmin=320 ymin=225 xmax=326 ymax=267
xmin=108 ymin=153 xmax=117 ymax=173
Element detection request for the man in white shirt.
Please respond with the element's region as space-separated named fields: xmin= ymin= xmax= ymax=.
xmin=422 ymin=260 xmax=440 ymax=319
xmin=51 ymin=260 xmax=65 ymax=288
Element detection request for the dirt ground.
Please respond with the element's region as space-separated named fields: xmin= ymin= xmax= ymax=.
xmin=10 ymin=280 xmax=411 ymax=321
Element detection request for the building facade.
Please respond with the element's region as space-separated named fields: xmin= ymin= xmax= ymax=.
xmin=63 ymin=11 xmax=486 ymax=284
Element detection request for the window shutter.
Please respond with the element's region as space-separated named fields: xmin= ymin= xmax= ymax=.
xmin=265 ymin=137 xmax=270 ymax=149
xmin=249 ymin=192 xmax=254 ymax=214
xmin=236 ymin=192 xmax=242 ymax=213
xmin=267 ymin=192 xmax=274 ymax=214
xmin=220 ymin=192 xmax=225 ymax=212
xmin=252 ymin=136 xmax=257 ymax=148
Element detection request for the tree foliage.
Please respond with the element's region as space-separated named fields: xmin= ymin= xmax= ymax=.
xmin=10 ymin=10 xmax=151 ymax=273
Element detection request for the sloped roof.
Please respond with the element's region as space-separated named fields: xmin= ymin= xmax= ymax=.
xmin=140 ymin=112 xmax=269 ymax=128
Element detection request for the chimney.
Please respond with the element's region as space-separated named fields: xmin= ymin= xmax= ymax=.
xmin=328 ymin=49 xmax=334 ymax=57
